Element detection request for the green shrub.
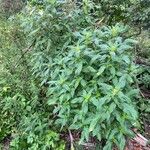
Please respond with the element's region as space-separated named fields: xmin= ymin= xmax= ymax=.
xmin=93 ymin=0 xmax=150 ymax=29
xmin=138 ymin=66 xmax=150 ymax=89
xmin=1 ymin=0 xmax=147 ymax=149
xmin=0 ymin=17 xmax=27 ymax=141
xmin=0 ymin=0 xmax=25 ymax=18
xmin=18 ymin=1 xmax=140 ymax=149
xmin=10 ymin=113 xmax=65 ymax=150
xmin=31 ymin=22 xmax=139 ymax=149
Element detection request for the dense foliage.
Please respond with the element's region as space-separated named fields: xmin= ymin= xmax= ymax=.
xmin=0 ymin=0 xmax=149 ymax=149
xmin=46 ymin=24 xmax=139 ymax=150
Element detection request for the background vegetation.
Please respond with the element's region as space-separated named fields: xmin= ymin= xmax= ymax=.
xmin=0 ymin=0 xmax=149 ymax=150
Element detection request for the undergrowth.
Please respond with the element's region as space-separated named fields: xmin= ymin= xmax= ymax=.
xmin=0 ymin=0 xmax=149 ymax=150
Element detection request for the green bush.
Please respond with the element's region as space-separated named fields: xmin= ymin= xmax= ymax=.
xmin=29 ymin=19 xmax=139 ymax=149
xmin=0 ymin=0 xmax=25 ymax=18
xmin=0 ymin=17 xmax=27 ymax=141
xmin=10 ymin=113 xmax=65 ymax=150
xmin=17 ymin=1 xmax=140 ymax=149
xmin=0 ymin=15 xmax=66 ymax=149
xmin=94 ymin=0 xmax=150 ymax=29
xmin=1 ymin=0 xmax=149 ymax=149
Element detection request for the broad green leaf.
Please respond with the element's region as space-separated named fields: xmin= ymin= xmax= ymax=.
xmin=89 ymin=116 xmax=99 ymax=132
xmin=103 ymin=142 xmax=112 ymax=150
xmin=122 ymin=55 xmax=130 ymax=64
xmin=75 ymin=62 xmax=83 ymax=75
xmin=110 ymin=66 xmax=116 ymax=77
xmin=109 ymin=103 xmax=116 ymax=114
xmin=115 ymin=133 xmax=126 ymax=150
xmin=97 ymin=66 xmax=106 ymax=76
xmin=47 ymin=98 xmax=57 ymax=105
xmin=118 ymin=75 xmax=126 ymax=88
xmin=125 ymin=39 xmax=138 ymax=44
xmin=82 ymin=102 xmax=88 ymax=114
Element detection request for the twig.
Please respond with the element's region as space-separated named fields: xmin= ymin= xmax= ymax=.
xmin=14 ymin=45 xmax=32 ymax=68
xmin=14 ymin=40 xmax=35 ymax=68
xmin=68 ymin=129 xmax=74 ymax=150
xmin=133 ymin=133 xmax=148 ymax=147
xmin=80 ymin=143 xmax=95 ymax=147
xmin=95 ymin=17 xmax=105 ymax=28
xmin=132 ymin=128 xmax=149 ymax=147
xmin=134 ymin=39 xmax=145 ymax=98
xmin=136 ymin=80 xmax=145 ymax=98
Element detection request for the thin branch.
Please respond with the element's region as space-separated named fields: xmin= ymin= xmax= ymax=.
xmin=68 ymin=129 xmax=74 ymax=150
xmin=14 ymin=40 xmax=35 ymax=68
xmin=133 ymin=133 xmax=148 ymax=147
xmin=80 ymin=143 xmax=95 ymax=147
xmin=132 ymin=128 xmax=149 ymax=147
xmin=133 ymin=39 xmax=145 ymax=98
